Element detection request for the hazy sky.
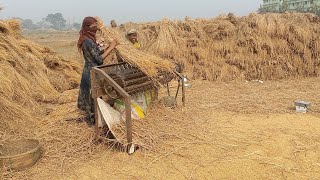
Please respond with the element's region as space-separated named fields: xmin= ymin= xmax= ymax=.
xmin=0 ymin=0 xmax=261 ymax=24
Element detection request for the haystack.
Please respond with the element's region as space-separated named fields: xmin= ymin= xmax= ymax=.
xmin=0 ymin=19 xmax=95 ymax=179
xmin=0 ymin=19 xmax=81 ymax=133
xmin=121 ymin=13 xmax=320 ymax=81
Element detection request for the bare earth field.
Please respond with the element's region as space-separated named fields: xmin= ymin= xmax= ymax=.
xmin=23 ymin=30 xmax=81 ymax=61
xmin=16 ymin=31 xmax=320 ymax=179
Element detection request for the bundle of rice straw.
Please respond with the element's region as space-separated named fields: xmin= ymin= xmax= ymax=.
xmin=95 ymin=17 xmax=175 ymax=79
xmin=6 ymin=19 xmax=21 ymax=34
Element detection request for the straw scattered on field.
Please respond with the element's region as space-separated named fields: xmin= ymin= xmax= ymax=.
xmin=3 ymin=13 xmax=320 ymax=179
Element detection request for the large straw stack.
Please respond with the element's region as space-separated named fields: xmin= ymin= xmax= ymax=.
xmin=120 ymin=13 xmax=320 ymax=81
xmin=0 ymin=19 xmax=97 ymax=179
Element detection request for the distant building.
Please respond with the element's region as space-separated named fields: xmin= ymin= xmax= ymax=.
xmin=259 ymin=0 xmax=320 ymax=14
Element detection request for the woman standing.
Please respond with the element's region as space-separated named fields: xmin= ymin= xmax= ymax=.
xmin=77 ymin=17 xmax=118 ymax=123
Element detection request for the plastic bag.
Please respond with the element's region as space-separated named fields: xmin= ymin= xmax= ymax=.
xmin=114 ymin=99 xmax=145 ymax=120
xmin=97 ymin=98 xmax=121 ymax=128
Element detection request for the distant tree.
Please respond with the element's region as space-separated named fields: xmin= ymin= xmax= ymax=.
xmin=258 ymin=5 xmax=267 ymax=13
xmin=45 ymin=13 xmax=66 ymax=30
xmin=260 ymin=0 xmax=320 ymax=16
xmin=316 ymin=9 xmax=320 ymax=16
xmin=72 ymin=22 xmax=81 ymax=30
xmin=310 ymin=3 xmax=320 ymax=16
xmin=12 ymin=17 xmax=23 ymax=21
xmin=259 ymin=4 xmax=278 ymax=13
xmin=279 ymin=0 xmax=289 ymax=13
xmin=295 ymin=4 xmax=306 ymax=13
xmin=36 ymin=19 xmax=52 ymax=30
xmin=21 ymin=19 xmax=38 ymax=30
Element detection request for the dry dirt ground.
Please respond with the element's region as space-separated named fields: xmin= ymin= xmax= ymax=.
xmin=17 ymin=31 xmax=320 ymax=179
xmin=23 ymin=30 xmax=81 ymax=60
xmin=65 ymin=79 xmax=320 ymax=180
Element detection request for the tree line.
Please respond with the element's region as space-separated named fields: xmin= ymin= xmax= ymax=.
xmin=15 ymin=13 xmax=81 ymax=30
xmin=259 ymin=0 xmax=320 ymax=15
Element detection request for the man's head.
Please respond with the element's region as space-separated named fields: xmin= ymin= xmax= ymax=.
xmin=126 ymin=28 xmax=138 ymax=44
xmin=110 ymin=20 xmax=117 ymax=28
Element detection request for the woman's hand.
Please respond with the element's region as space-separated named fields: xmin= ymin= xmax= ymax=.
xmin=99 ymin=45 xmax=109 ymax=51
xmin=109 ymin=39 xmax=119 ymax=49
xmin=100 ymin=39 xmax=120 ymax=60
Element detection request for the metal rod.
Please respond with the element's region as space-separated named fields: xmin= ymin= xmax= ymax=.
xmin=155 ymin=87 xmax=159 ymax=100
xmin=175 ymin=80 xmax=181 ymax=100
xmin=182 ymin=76 xmax=186 ymax=107
xmin=167 ymin=83 xmax=170 ymax=96
xmin=174 ymin=71 xmax=184 ymax=79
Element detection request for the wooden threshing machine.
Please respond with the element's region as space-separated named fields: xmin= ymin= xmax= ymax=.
xmin=91 ymin=62 xmax=186 ymax=154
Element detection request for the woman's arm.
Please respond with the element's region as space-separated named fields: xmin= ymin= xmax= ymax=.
xmin=82 ymin=39 xmax=104 ymax=66
xmin=100 ymin=40 xmax=119 ymax=59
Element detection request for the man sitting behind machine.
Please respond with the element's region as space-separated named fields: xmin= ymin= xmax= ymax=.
xmin=126 ymin=28 xmax=141 ymax=49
